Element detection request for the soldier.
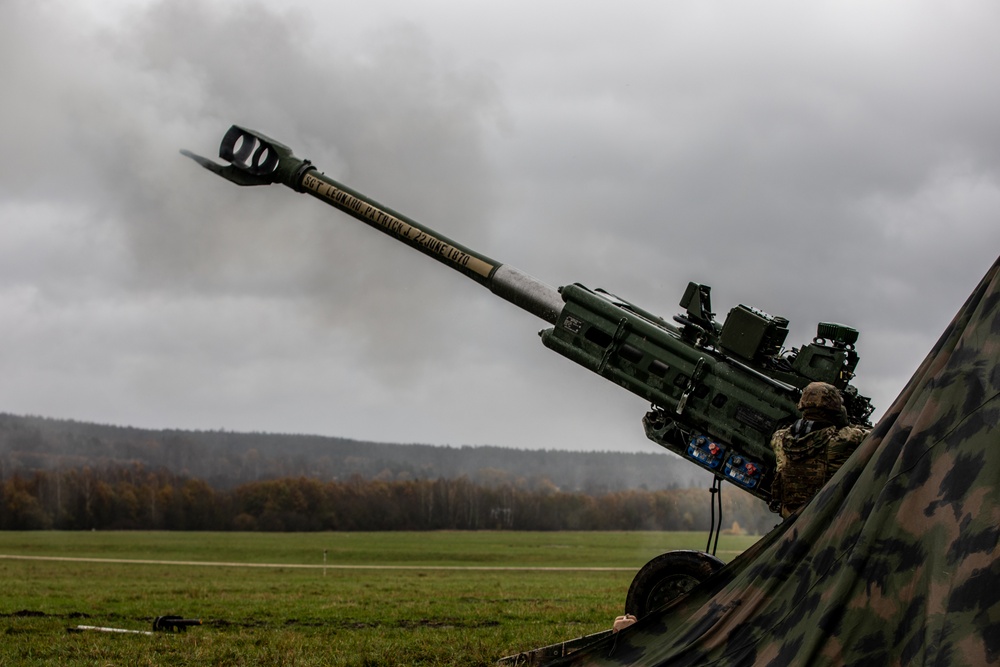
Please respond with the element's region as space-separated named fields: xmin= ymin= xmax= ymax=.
xmin=769 ymin=381 xmax=869 ymax=518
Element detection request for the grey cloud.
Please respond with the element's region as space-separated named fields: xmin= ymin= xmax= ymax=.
xmin=2 ymin=0 xmax=999 ymax=451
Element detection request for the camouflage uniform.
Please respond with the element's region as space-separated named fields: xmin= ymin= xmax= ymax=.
xmin=769 ymin=382 xmax=869 ymax=518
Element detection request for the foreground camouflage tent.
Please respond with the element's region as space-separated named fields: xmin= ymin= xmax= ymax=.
xmin=554 ymin=257 xmax=1000 ymax=667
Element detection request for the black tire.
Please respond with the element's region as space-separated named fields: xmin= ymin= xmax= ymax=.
xmin=624 ymin=550 xmax=724 ymax=619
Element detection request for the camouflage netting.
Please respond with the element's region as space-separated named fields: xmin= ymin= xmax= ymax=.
xmin=555 ymin=256 xmax=1000 ymax=666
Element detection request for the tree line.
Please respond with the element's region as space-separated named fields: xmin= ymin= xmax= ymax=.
xmin=0 ymin=412 xmax=709 ymax=492
xmin=0 ymin=466 xmax=777 ymax=534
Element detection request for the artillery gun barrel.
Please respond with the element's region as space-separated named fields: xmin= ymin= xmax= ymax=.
xmin=181 ymin=126 xmax=563 ymax=324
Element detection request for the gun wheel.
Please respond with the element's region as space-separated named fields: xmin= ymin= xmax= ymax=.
xmin=624 ymin=550 xmax=724 ymax=619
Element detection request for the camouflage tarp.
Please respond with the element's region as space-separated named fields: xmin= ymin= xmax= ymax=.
xmin=554 ymin=256 xmax=1000 ymax=667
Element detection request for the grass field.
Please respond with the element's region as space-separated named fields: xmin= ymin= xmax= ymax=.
xmin=0 ymin=531 xmax=759 ymax=666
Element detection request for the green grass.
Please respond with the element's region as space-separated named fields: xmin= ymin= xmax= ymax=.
xmin=0 ymin=531 xmax=759 ymax=666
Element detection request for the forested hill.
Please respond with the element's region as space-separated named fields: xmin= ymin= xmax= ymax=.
xmin=0 ymin=413 xmax=709 ymax=492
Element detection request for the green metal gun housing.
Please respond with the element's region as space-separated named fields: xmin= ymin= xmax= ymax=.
xmin=182 ymin=126 xmax=874 ymax=505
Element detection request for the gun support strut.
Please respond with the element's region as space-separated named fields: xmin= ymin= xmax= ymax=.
xmin=182 ymin=126 xmax=563 ymax=325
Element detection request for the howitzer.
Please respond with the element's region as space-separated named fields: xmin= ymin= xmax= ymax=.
xmin=183 ymin=126 xmax=875 ymax=628
xmin=182 ymin=125 xmax=873 ymax=506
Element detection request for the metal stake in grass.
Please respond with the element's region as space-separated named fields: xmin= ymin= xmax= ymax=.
xmin=68 ymin=625 xmax=153 ymax=636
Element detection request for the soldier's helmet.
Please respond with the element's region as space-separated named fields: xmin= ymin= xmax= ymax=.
xmin=797 ymin=382 xmax=843 ymax=413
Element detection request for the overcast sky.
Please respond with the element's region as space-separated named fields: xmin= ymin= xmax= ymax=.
xmin=2 ymin=0 xmax=999 ymax=453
